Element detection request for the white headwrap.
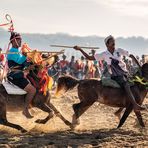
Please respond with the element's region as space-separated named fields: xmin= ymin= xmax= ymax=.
xmin=104 ymin=35 xmax=114 ymax=44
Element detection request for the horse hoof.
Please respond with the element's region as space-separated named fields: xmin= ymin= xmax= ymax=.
xmin=21 ymin=129 xmax=28 ymax=133
xmin=76 ymin=120 xmax=80 ymax=125
xmin=35 ymin=119 xmax=46 ymax=124
xmin=117 ymin=125 xmax=121 ymax=129
xmin=72 ymin=116 xmax=80 ymax=125
xmin=64 ymin=120 xmax=72 ymax=127
xmin=70 ymin=124 xmax=77 ymax=130
xmin=114 ymin=113 xmax=121 ymax=120
xmin=49 ymin=112 xmax=54 ymax=118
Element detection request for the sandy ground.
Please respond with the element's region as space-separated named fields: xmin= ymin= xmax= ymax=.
xmin=0 ymin=89 xmax=147 ymax=148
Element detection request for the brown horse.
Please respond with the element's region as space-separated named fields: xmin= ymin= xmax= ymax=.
xmin=0 ymin=63 xmax=71 ymax=133
xmin=0 ymin=85 xmax=71 ymax=133
xmin=55 ymin=63 xmax=148 ymax=129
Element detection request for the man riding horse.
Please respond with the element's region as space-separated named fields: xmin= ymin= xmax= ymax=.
xmin=73 ymin=35 xmax=145 ymax=112
xmin=7 ymin=32 xmax=36 ymax=118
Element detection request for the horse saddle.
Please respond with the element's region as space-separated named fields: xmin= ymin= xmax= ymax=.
xmin=101 ymin=77 xmax=121 ymax=88
xmin=2 ymin=81 xmax=27 ymax=95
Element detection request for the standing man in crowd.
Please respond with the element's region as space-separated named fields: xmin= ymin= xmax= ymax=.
xmin=59 ymin=54 xmax=69 ymax=75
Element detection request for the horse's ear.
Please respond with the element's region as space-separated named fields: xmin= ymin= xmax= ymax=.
xmin=130 ymin=54 xmax=142 ymax=76
xmin=54 ymin=55 xmax=59 ymax=63
xmin=130 ymin=54 xmax=141 ymax=68
xmin=141 ymin=63 xmax=148 ymax=79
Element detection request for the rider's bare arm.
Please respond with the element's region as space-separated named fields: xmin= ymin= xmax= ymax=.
xmin=73 ymin=46 xmax=95 ymax=60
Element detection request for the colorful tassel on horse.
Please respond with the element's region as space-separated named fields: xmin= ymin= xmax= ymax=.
xmin=38 ymin=68 xmax=53 ymax=95
xmin=21 ymin=43 xmax=43 ymax=64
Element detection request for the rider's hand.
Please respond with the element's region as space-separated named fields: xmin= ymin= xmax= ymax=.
xmin=22 ymin=52 xmax=27 ymax=56
xmin=24 ymin=71 xmax=29 ymax=78
xmin=73 ymin=46 xmax=81 ymax=51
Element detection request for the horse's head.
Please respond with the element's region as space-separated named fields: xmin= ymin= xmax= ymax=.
xmin=55 ymin=75 xmax=68 ymax=97
xmin=130 ymin=55 xmax=148 ymax=81
xmin=141 ymin=62 xmax=148 ymax=81
xmin=55 ymin=75 xmax=79 ymax=97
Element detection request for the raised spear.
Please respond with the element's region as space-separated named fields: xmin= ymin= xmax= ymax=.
xmin=50 ymin=45 xmax=99 ymax=49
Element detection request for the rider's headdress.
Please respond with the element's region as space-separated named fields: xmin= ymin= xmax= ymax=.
xmin=104 ymin=35 xmax=114 ymax=44
xmin=10 ymin=32 xmax=21 ymax=42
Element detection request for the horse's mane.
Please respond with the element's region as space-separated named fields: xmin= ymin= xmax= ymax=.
xmin=141 ymin=62 xmax=148 ymax=71
xmin=141 ymin=62 xmax=148 ymax=78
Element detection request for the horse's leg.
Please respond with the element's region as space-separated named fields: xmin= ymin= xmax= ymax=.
xmin=114 ymin=107 xmax=124 ymax=120
xmin=35 ymin=101 xmax=71 ymax=127
xmin=72 ymin=103 xmax=83 ymax=128
xmin=73 ymin=100 xmax=96 ymax=118
xmin=134 ymin=111 xmax=145 ymax=127
xmin=131 ymin=86 xmax=145 ymax=127
xmin=117 ymin=105 xmax=133 ymax=128
xmin=0 ymin=97 xmax=27 ymax=133
xmin=35 ymin=103 xmax=54 ymax=124
xmin=0 ymin=119 xmax=27 ymax=133
xmin=72 ymin=103 xmax=89 ymax=127
xmin=72 ymin=99 xmax=96 ymax=128
xmin=48 ymin=102 xmax=72 ymax=127
xmin=117 ymin=85 xmax=142 ymax=128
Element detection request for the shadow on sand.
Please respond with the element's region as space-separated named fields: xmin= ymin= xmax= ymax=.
xmin=0 ymin=128 xmax=147 ymax=147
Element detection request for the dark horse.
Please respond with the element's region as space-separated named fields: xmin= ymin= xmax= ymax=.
xmin=0 ymin=64 xmax=71 ymax=133
xmin=55 ymin=62 xmax=148 ymax=129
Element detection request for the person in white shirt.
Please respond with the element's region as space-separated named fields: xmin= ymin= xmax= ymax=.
xmin=73 ymin=35 xmax=145 ymax=112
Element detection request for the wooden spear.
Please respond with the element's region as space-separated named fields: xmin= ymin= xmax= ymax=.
xmin=1 ymin=50 xmax=65 ymax=55
xmin=41 ymin=49 xmax=65 ymax=62
xmin=50 ymin=45 xmax=99 ymax=49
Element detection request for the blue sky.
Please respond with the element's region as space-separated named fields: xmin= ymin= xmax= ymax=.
xmin=1 ymin=0 xmax=148 ymax=38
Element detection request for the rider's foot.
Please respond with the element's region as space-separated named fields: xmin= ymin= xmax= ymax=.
xmin=23 ymin=109 xmax=33 ymax=118
xmin=133 ymin=104 xmax=145 ymax=112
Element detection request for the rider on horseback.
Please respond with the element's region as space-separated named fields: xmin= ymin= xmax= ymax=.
xmin=74 ymin=35 xmax=145 ymax=112
xmin=7 ymin=32 xmax=36 ymax=118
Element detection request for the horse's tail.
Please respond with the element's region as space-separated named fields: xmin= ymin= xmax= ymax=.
xmin=55 ymin=75 xmax=80 ymax=97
